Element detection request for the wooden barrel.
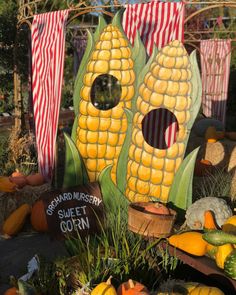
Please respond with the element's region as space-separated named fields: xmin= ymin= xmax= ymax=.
xmin=128 ymin=202 xmax=176 ymax=238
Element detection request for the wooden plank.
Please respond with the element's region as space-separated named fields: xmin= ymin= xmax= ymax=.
xmin=163 ymin=242 xmax=236 ymax=292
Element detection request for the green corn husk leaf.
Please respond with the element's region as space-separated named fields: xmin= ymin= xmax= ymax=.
xmin=73 ymin=29 xmax=94 ymax=114
xmin=18 ymin=280 xmax=38 ymax=295
xmin=99 ymin=165 xmax=129 ymax=213
xmin=116 ymin=108 xmax=133 ymax=194
xmin=168 ymin=147 xmax=200 ymax=219
xmin=71 ymin=113 xmax=79 ymax=143
xmin=188 ymin=50 xmax=202 ymax=127
xmin=132 ymin=45 xmax=157 ymax=114
xmin=112 ymin=8 xmax=132 ymax=50
xmin=182 ymin=50 xmax=202 ymax=152
xmin=63 ymin=133 xmax=88 ymax=188
xmin=93 ymin=14 xmax=107 ymax=44
xmin=132 ymin=31 xmax=147 ymax=73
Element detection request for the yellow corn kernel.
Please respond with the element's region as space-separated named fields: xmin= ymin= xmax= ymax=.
xmin=163 ymin=95 xmax=176 ymax=109
xmin=162 ymin=172 xmax=174 ymax=186
xmin=142 ymin=150 xmax=152 ymax=167
xmin=99 ymin=119 xmax=111 ymax=131
xmin=128 ymin=176 xmax=137 ymax=192
xmin=152 ymin=158 xmax=165 ymax=170
xmin=80 ymin=86 xmax=90 ymax=101
xmin=98 ymin=50 xmax=111 ymax=60
xmin=175 ymin=96 xmax=188 ymax=111
xmin=158 ymin=67 xmax=172 ymax=80
xmin=166 ymin=143 xmax=179 ymax=158
xmin=107 ymin=132 xmax=119 ymax=146
xmin=94 ymin=60 xmax=109 ymax=73
xmin=151 ymin=170 xmax=163 ymax=184
xmin=112 ymin=39 xmax=120 ymax=48
xmin=138 ymin=165 xmax=151 ymax=181
xmin=166 ymin=81 xmax=179 ymax=96
xmin=78 ymin=115 xmax=87 ymax=129
xmin=161 ymin=185 xmax=171 ymax=202
xmin=87 ymin=144 xmax=97 ymax=159
xmin=170 ymin=69 xmax=182 ymax=81
xmin=136 ymin=179 xmax=150 ymax=195
xmin=164 ymin=159 xmax=175 ymax=172
xmin=100 ymin=31 xmax=112 ymax=41
xmin=98 ymin=131 xmax=108 ymax=144
xmin=87 ymin=117 xmax=100 ymax=131
xmin=87 ymin=131 xmax=98 ymax=144
xmin=78 ymin=143 xmax=88 ymax=158
xmin=163 ymin=56 xmax=175 ymax=68
xmin=154 ymin=80 xmax=168 ymax=94
xmin=150 ymin=93 xmax=164 ymax=106
xmin=111 ymin=48 xmax=122 ymax=59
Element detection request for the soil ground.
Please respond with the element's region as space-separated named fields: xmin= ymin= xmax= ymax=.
xmin=0 ymin=232 xmax=67 ymax=293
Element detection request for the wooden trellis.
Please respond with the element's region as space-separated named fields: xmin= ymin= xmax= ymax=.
xmin=14 ymin=0 xmax=236 ymax=130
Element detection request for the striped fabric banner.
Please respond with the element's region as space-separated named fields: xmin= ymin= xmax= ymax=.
xmin=122 ymin=1 xmax=185 ymax=55
xmin=200 ymin=39 xmax=231 ymax=124
xmin=31 ymin=10 xmax=69 ymax=181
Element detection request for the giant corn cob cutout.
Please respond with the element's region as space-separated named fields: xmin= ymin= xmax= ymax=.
xmin=72 ymin=12 xmax=135 ymax=183
xmin=125 ymin=40 xmax=198 ymax=203
xmin=64 ymin=10 xmax=201 ymax=211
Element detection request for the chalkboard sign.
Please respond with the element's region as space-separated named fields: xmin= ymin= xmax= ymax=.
xmin=41 ymin=182 xmax=104 ymax=239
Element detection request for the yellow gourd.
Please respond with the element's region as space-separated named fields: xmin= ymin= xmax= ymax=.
xmin=168 ymin=231 xmax=209 ymax=256
xmin=215 ymin=243 xmax=234 ymax=269
xmin=189 ymin=285 xmax=224 ymax=294
xmin=91 ymin=276 xmax=117 ymax=295
xmin=2 ymin=204 xmax=31 ymax=236
xmin=222 ymin=215 xmax=236 ymax=234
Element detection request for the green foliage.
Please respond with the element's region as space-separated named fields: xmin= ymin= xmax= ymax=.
xmin=64 ymin=205 xmax=163 ymax=291
xmin=168 ymin=147 xmax=200 ymax=219
xmin=63 ymin=133 xmax=88 ymax=188
xmin=194 ymin=168 xmax=234 ymax=200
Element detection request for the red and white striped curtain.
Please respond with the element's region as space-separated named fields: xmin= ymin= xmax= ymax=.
xmin=200 ymin=39 xmax=231 ymax=124
xmin=31 ymin=10 xmax=69 ymax=181
xmin=122 ymin=1 xmax=185 ymax=55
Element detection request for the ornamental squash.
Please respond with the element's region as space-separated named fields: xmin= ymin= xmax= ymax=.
xmin=168 ymin=231 xmax=209 ymax=256
xmin=117 ymin=279 xmax=149 ymax=295
xmin=2 ymin=204 xmax=31 ymax=236
xmin=189 ymin=285 xmax=224 ymax=295
xmin=91 ymin=276 xmax=117 ymax=295
xmin=215 ymin=243 xmax=234 ymax=269
xmin=203 ymin=230 xmax=236 ymax=246
xmin=30 ymin=200 xmax=48 ymax=232
xmin=224 ymin=249 xmax=236 ymax=279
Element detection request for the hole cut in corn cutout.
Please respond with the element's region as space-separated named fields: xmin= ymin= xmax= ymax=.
xmin=68 ymin=10 xmax=202 ymax=208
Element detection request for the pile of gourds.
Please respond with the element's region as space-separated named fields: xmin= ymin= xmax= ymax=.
xmin=0 ymin=170 xmax=45 ymax=193
xmin=168 ymin=211 xmax=236 ymax=281
xmin=89 ymin=277 xmax=224 ymax=295
xmin=2 ymin=199 xmax=48 ymax=237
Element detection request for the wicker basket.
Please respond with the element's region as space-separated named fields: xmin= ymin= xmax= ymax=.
xmin=128 ymin=202 xmax=177 ymax=238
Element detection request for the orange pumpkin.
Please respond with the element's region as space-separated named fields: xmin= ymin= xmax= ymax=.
xmin=9 ymin=176 xmax=27 ymax=189
xmin=144 ymin=202 xmax=170 ymax=215
xmin=11 ymin=170 xmax=25 ymax=178
xmin=26 ymin=173 xmax=45 ymax=186
xmin=117 ymin=279 xmax=149 ymax=295
xmin=4 ymin=287 xmax=18 ymax=295
xmin=31 ymin=200 xmax=48 ymax=232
